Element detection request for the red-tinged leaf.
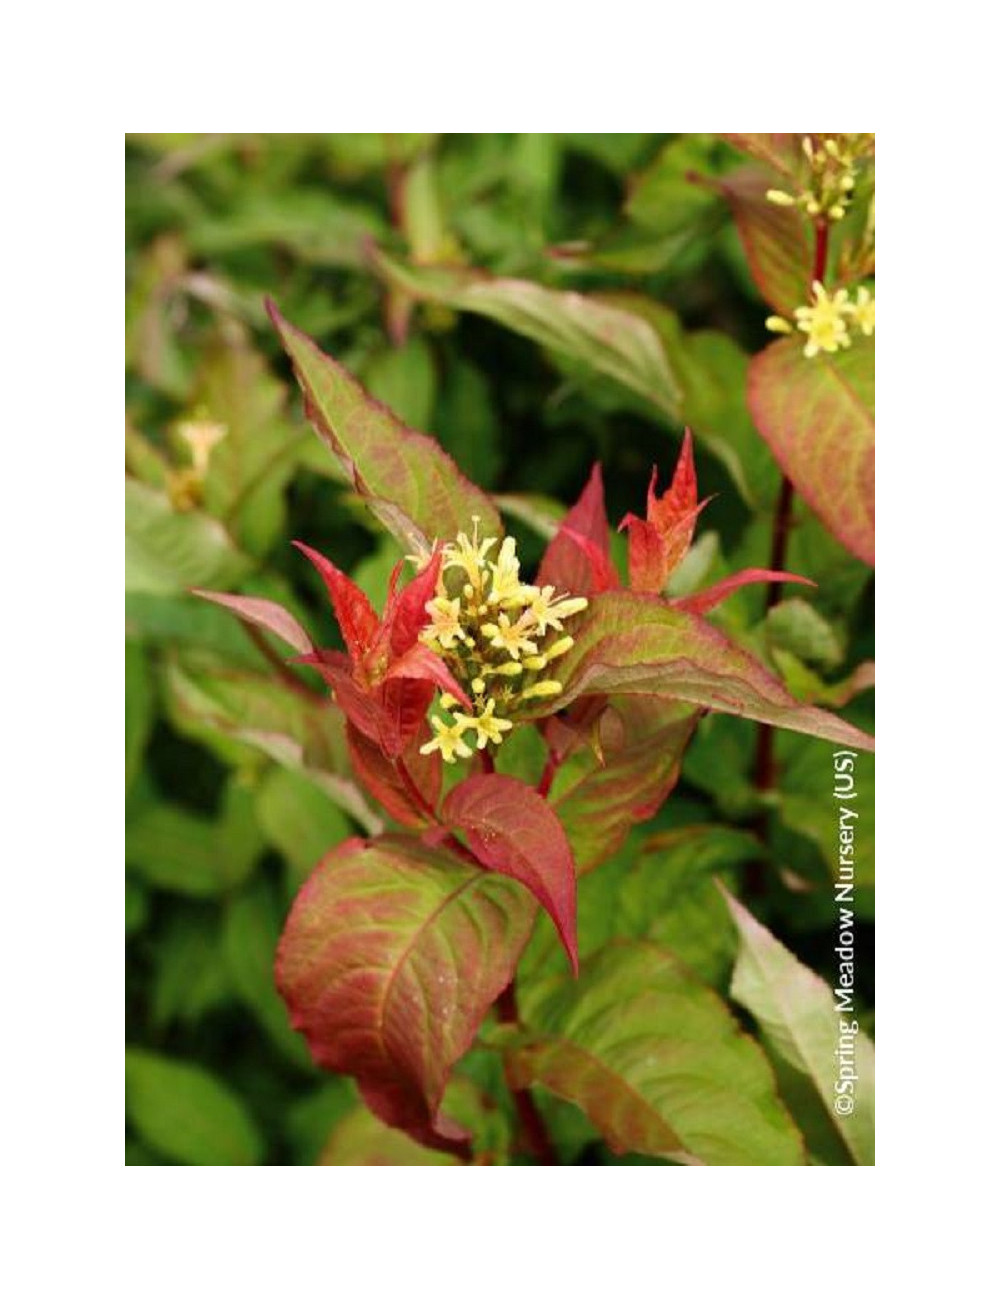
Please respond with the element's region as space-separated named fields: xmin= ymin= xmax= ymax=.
xmin=377 ymin=679 xmax=435 ymax=756
xmin=722 ymin=889 xmax=874 ymax=1164
xmin=528 ymin=590 xmax=874 ymax=752
xmin=619 ymin=432 xmax=705 ymax=593
xmin=346 ymin=724 xmax=441 ymax=827
xmin=443 ymin=774 xmax=578 ymax=972
xmin=537 ymin=464 xmax=617 ymax=595
xmin=507 ymin=941 xmax=806 ymax=1165
xmin=373 ymin=252 xmax=683 ymax=419
xmin=674 ymin=568 xmax=815 ymax=616
xmin=718 ymin=166 xmax=812 ymax=316
xmin=293 ymin=540 xmax=379 ymax=663
xmin=191 ymin=589 xmax=315 ymax=656
xmin=385 ymin=643 xmax=473 ymax=709
xmin=649 ymin=427 xmax=697 ymax=528
xmin=550 ymin=697 xmax=699 ymax=874
xmin=276 ymin=834 xmax=536 ymax=1151
xmin=267 ymin=301 xmax=500 ymax=555
xmin=748 ymin=335 xmax=874 ymax=567
xmin=386 ymin=548 xmax=443 ymax=656
xmin=723 ymin=133 xmax=802 ymax=179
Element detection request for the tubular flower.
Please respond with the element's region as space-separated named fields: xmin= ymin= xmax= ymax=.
xmin=766 ymin=133 xmax=874 ymax=225
xmin=419 ymin=518 xmax=589 ymax=761
xmin=419 ymin=715 xmax=474 ymax=763
xmin=849 ymin=285 xmax=875 ymax=336
xmin=766 ymin=282 xmax=875 ymax=358
xmin=794 ymin=282 xmax=852 ymax=357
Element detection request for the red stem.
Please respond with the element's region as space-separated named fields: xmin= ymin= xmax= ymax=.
xmin=749 ymin=214 xmax=831 ymax=888
xmin=811 ymin=219 xmax=830 ymax=288
xmin=537 ymin=749 xmax=559 ymax=798
xmin=496 ymin=983 xmax=558 ymax=1165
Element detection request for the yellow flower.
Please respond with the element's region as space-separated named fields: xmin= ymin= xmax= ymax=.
xmin=480 ymin=611 xmax=538 ymax=660
xmin=421 ymin=596 xmax=465 ymax=650
xmin=850 ymin=286 xmax=875 ymax=336
xmin=522 ymin=585 xmax=589 ymax=635
xmin=443 ymin=517 xmax=496 ymax=587
xmin=176 ymin=418 xmax=227 ymax=476
xmin=455 ymin=699 xmax=513 ymax=750
xmin=794 ymin=282 xmax=852 ymax=359
xmin=487 ymin=536 xmax=525 ymax=606
xmin=419 ymin=715 xmax=474 ymax=764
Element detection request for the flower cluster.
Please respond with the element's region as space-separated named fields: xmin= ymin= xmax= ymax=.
xmin=418 ymin=520 xmax=588 ymax=761
xmin=767 ymin=282 xmax=874 ymax=359
xmin=766 ymin=134 xmax=874 ymax=225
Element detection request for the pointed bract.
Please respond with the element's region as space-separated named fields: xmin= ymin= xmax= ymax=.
xmin=620 ymin=431 xmax=706 ymax=593
xmin=293 ymin=540 xmax=379 ymax=663
xmin=538 ymin=464 xmax=617 ymax=596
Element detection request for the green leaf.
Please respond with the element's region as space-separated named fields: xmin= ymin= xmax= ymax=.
xmin=125 ymin=479 xmax=252 ymax=594
xmin=193 ymin=334 xmax=304 ymax=557
xmin=618 ymin=826 xmax=760 ymax=985
xmin=748 ymin=335 xmax=874 ymax=566
xmin=125 ymin=1049 xmax=264 ymax=1165
xmin=276 ymin=834 xmax=536 ymax=1150
xmin=362 ymin=337 xmax=437 ymax=432
xmin=317 ymin=1105 xmax=461 ymax=1166
xmin=126 ymin=779 xmax=263 ymax=897
xmin=267 ymin=301 xmax=500 ymax=554
xmin=538 ymin=591 xmax=875 ymax=752
xmin=125 ymin=642 xmax=155 ymax=797
xmin=374 ymin=254 xmax=682 ymax=421
xmin=221 ymin=878 xmax=315 ymax=1069
xmin=255 ymin=767 xmax=352 ymax=891
xmin=776 ymin=736 xmax=874 ymax=891
xmin=164 ymin=652 xmax=379 ymax=833
xmin=509 ymin=941 xmax=805 ymax=1164
xmin=722 ymin=890 xmax=875 ymax=1165
xmin=766 ymin=598 xmax=844 ymax=671
xmin=151 ymin=910 xmax=232 ymax=1028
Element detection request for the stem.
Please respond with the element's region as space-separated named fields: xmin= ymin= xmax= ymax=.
xmin=242 ymin=623 xmax=317 ymax=700
xmin=496 ymin=982 xmax=558 ymax=1165
xmin=480 ymin=749 xmax=495 ymax=775
xmin=537 ymin=749 xmax=559 ymax=798
xmin=749 ymin=215 xmax=831 ymax=891
xmin=811 ymin=219 xmax=830 ymax=288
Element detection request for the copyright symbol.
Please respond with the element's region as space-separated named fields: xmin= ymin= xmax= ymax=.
xmin=835 ymin=1096 xmax=854 ymax=1116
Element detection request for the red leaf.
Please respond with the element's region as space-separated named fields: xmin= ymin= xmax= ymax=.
xmin=375 ymin=678 xmax=435 ymax=757
xmin=293 ymin=540 xmax=379 ymax=663
xmin=385 ymin=643 xmax=473 ymax=709
xmin=674 ymin=569 xmax=816 ymax=616
xmin=537 ymin=464 xmax=617 ymax=595
xmin=619 ymin=431 xmax=706 ymax=592
xmin=443 ymin=774 xmax=579 ymax=973
xmin=276 ymin=834 xmax=536 ymax=1150
xmin=387 ymin=548 xmax=443 ymax=657
xmin=346 ymin=725 xmax=441 ymax=827
xmin=191 ymin=589 xmax=315 ymax=656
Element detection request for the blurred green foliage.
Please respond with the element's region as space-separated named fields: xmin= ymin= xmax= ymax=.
xmin=125 ymin=134 xmax=873 ymax=1165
